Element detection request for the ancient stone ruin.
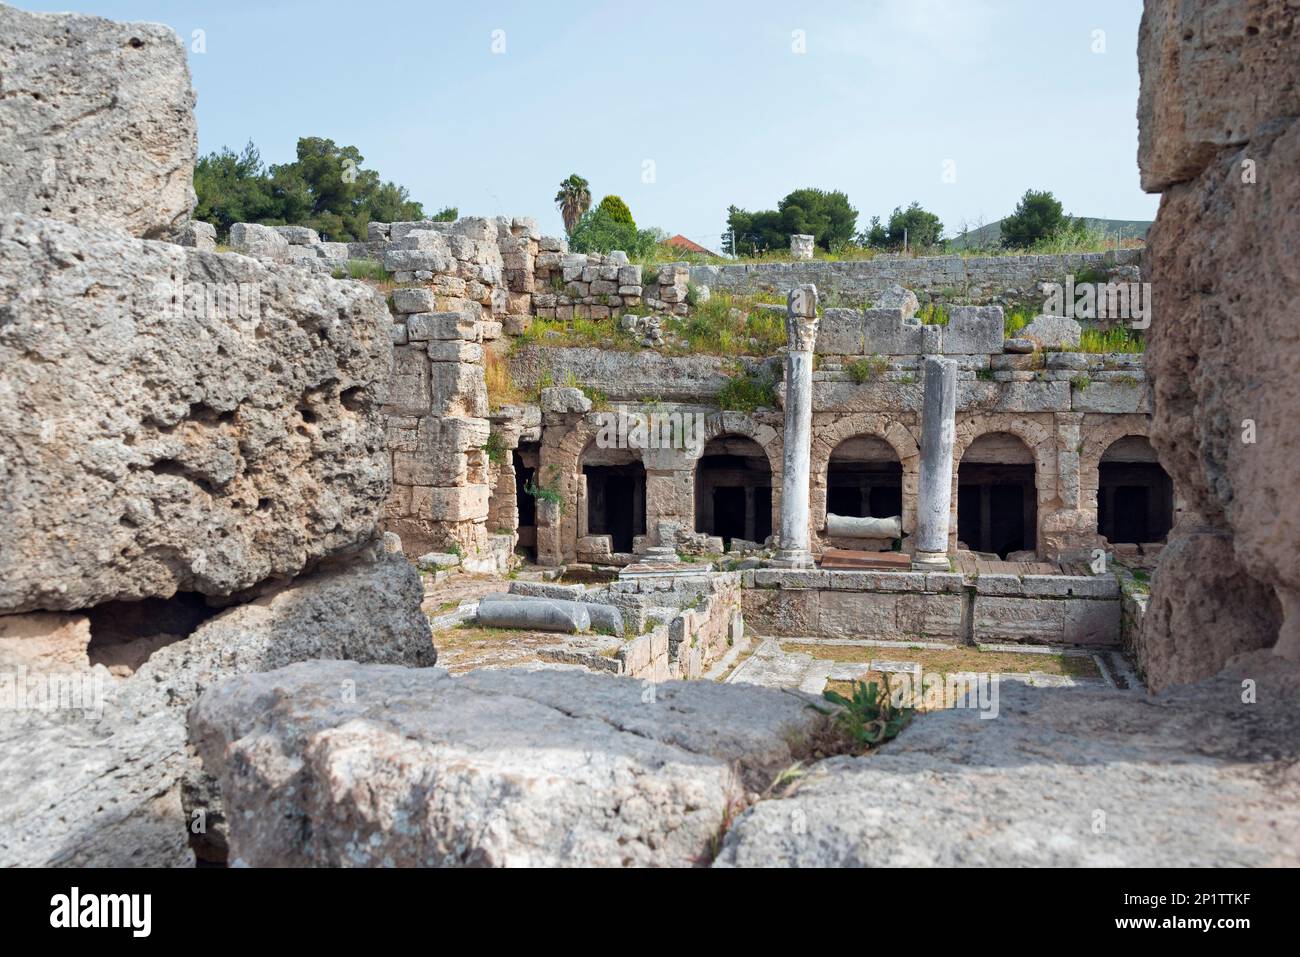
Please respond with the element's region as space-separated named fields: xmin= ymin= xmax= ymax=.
xmin=0 ymin=0 xmax=1296 ymax=871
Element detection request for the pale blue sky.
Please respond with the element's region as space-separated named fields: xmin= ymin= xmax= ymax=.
xmin=25 ymin=0 xmax=1158 ymax=245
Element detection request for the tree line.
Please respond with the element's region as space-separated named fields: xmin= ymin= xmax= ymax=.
xmin=193 ymin=137 xmax=454 ymax=242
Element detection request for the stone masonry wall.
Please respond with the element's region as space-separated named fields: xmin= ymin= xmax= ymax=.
xmin=692 ymin=248 xmax=1142 ymax=305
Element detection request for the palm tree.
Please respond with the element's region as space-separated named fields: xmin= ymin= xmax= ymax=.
xmin=554 ymin=174 xmax=591 ymax=236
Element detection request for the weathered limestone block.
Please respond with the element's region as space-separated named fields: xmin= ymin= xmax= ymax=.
xmin=973 ymin=596 xmax=1065 ymax=643
xmin=1063 ymin=598 xmax=1121 ymax=647
xmin=789 ymin=234 xmax=815 ymax=260
xmin=119 ymin=554 xmax=436 ymax=717
xmin=1020 ymin=314 xmax=1081 ymax=349
xmin=411 ymin=485 xmax=490 ymax=523
xmin=941 ymin=306 xmax=1004 ymax=355
xmin=228 ymin=222 xmax=289 ymax=260
xmin=275 ymin=225 xmax=320 ymax=245
xmin=0 ymin=555 xmax=433 ymax=868
xmin=815 ymin=308 xmax=866 ymax=355
xmin=1071 ymin=379 xmax=1150 ymax=414
xmin=741 ymin=587 xmax=820 ymax=637
xmin=874 ymin=283 xmax=920 ymax=320
xmin=189 ymin=663 xmax=823 ymax=866
xmin=717 ymin=657 xmax=1300 ymax=866
xmin=391 ymin=287 xmax=435 ymax=314
xmin=0 ymin=5 xmax=197 ymax=238
xmin=176 ymin=220 xmax=216 ymax=250
xmin=1137 ymin=0 xmax=1299 ymax=191
xmin=1140 ymin=526 xmax=1281 ymax=689
xmin=1138 ymin=0 xmax=1300 ymax=672
xmin=0 ymin=215 xmax=393 ymax=612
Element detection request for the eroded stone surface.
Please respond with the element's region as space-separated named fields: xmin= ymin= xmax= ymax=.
xmin=0 ymin=5 xmax=196 ymax=237
xmin=0 ymin=215 xmax=394 ymax=613
xmin=189 ymin=662 xmax=822 ymax=867
xmin=0 ymin=556 xmax=434 ymax=868
xmin=1138 ymin=0 xmax=1300 ymax=678
xmin=717 ymin=653 xmax=1300 ymax=867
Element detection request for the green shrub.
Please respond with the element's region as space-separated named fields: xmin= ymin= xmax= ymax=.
xmin=717 ymin=368 xmax=777 ymax=412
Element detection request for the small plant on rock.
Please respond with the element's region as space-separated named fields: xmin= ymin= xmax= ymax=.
xmin=811 ymin=675 xmax=915 ymax=751
xmin=847 ymin=355 xmax=889 ymax=384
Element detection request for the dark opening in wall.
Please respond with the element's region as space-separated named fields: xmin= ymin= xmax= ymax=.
xmin=584 ymin=462 xmax=646 ymax=554
xmin=694 ymin=435 xmax=772 ymax=547
xmin=957 ymin=432 xmax=1038 ymax=558
xmin=1098 ymin=437 xmax=1174 ymax=544
xmin=86 ymin=591 xmax=221 ymax=675
xmin=825 ymin=435 xmax=903 ymax=523
xmin=514 ymin=441 xmax=541 ymax=562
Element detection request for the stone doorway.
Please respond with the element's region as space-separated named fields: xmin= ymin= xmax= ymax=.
xmin=514 ymin=441 xmax=540 ymax=561
xmin=694 ymin=435 xmax=773 ymax=547
xmin=1098 ymin=436 xmax=1173 ymax=544
xmin=957 ymin=432 xmax=1037 ymax=558
xmin=582 ymin=450 xmax=646 ymax=554
xmin=825 ymin=435 xmax=903 ymax=522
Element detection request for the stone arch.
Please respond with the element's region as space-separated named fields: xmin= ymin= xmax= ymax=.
xmin=1079 ymin=414 xmax=1152 ymax=505
xmin=810 ymin=413 xmax=921 ymax=548
xmin=1081 ymin=420 xmax=1173 ymax=545
xmin=690 ymin=412 xmax=784 ymax=541
xmin=953 ymin=415 xmax=1057 ymax=556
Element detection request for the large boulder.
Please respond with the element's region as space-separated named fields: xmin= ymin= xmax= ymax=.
xmin=0 ymin=4 xmax=196 ymax=237
xmin=1137 ymin=0 xmax=1300 ymax=679
xmin=1137 ymin=0 xmax=1300 ymax=191
xmin=717 ymin=656 xmax=1300 ymax=867
xmin=0 ymin=556 xmax=434 ymax=867
xmin=0 ymin=214 xmax=394 ymax=613
xmin=188 ymin=663 xmax=822 ymax=867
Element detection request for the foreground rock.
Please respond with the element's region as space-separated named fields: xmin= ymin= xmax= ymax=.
xmin=717 ymin=654 xmax=1300 ymax=867
xmin=0 ymin=556 xmax=434 ymax=867
xmin=0 ymin=4 xmax=196 ymax=237
xmin=1136 ymin=0 xmax=1300 ymax=682
xmin=0 ymin=214 xmax=394 ymax=613
xmin=190 ymin=663 xmax=821 ymax=866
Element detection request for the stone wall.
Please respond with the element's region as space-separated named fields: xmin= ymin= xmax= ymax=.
xmin=524 ymin=353 xmax=1155 ymax=565
xmin=692 ymin=249 xmax=1142 ymax=305
xmin=1135 ymin=0 xmax=1298 ymax=687
xmin=742 ymin=568 xmax=1120 ymax=646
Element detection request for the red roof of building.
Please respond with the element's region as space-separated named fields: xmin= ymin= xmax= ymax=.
xmin=664 ymin=234 xmax=714 ymax=256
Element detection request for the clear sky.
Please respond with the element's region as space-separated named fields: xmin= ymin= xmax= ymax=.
xmin=23 ymin=0 xmax=1159 ymax=245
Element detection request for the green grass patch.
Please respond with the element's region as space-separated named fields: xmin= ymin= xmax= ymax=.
xmin=1078 ymin=327 xmax=1145 ymax=353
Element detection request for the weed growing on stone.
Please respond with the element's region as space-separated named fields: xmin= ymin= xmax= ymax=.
xmin=717 ymin=366 xmax=778 ymax=412
xmin=846 ymin=355 xmax=889 ymax=384
xmin=811 ymin=676 xmax=915 ymax=750
xmin=1079 ymin=327 xmax=1144 ymax=353
xmin=916 ymin=302 xmax=950 ymax=326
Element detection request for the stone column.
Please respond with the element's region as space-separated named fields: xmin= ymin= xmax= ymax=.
xmin=772 ymin=284 xmax=819 ymax=568
xmin=913 ymin=355 xmax=958 ymax=569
